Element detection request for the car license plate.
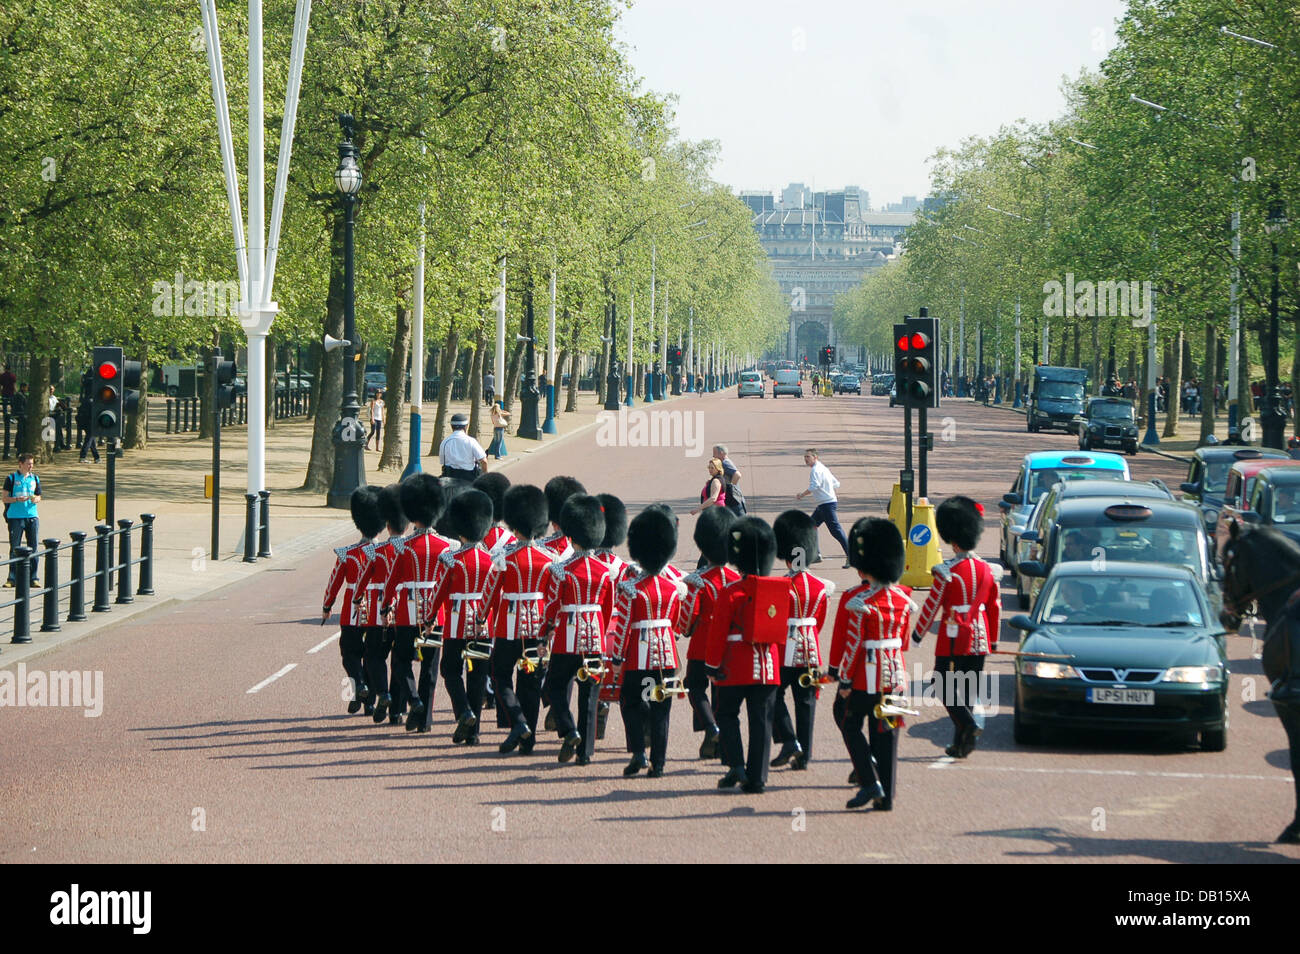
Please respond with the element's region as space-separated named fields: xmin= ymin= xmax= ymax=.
xmin=1087 ymin=688 xmax=1154 ymax=705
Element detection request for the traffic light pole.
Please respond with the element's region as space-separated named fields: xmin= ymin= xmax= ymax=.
xmin=211 ymin=349 xmax=221 ymax=562
xmin=105 ymin=439 xmax=116 ymax=585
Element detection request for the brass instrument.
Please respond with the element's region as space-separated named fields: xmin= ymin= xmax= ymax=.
xmin=464 ymin=638 xmax=493 ymax=672
xmin=650 ymin=675 xmax=688 ymax=702
xmin=414 ymin=628 xmax=444 ymax=663
xmin=873 ymin=694 xmax=920 ymax=729
xmin=798 ymin=666 xmax=827 ymax=688
xmin=517 ymin=645 xmax=541 ymax=674
xmin=576 ymin=655 xmax=607 ymax=682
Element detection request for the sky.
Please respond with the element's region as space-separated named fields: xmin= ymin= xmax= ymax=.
xmin=615 ymin=0 xmax=1130 ymax=207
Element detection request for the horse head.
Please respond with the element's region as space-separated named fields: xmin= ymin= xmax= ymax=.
xmin=1220 ymin=521 xmax=1300 ymax=630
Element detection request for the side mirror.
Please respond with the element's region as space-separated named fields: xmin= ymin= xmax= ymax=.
xmin=1019 ymin=529 xmax=1041 ymax=544
xmin=1180 ymin=482 xmax=1200 ymax=497
xmin=997 ymin=499 xmax=1012 ymax=512
xmin=1209 ymin=562 xmax=1224 ymax=582
xmin=1018 ymin=560 xmax=1047 ymax=578
xmin=1003 ymin=492 xmax=1023 ymax=507
xmin=1009 ymin=614 xmax=1036 ymax=632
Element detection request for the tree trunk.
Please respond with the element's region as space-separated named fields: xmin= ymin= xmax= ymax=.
xmin=302 ymin=212 xmax=347 ymax=492
xmin=265 ymin=341 xmax=277 ymax=429
xmin=430 ymin=321 xmax=459 ymax=456
xmin=503 ymin=339 xmax=524 ymax=413
xmin=379 ymin=288 xmax=412 ymax=472
xmin=1240 ymin=320 xmax=1254 ymax=416
xmin=125 ymin=351 xmax=149 ymax=450
xmin=1091 ymin=316 xmax=1102 ymax=395
xmin=466 ymin=328 xmax=485 ymax=443
xmin=1201 ymin=321 xmax=1216 ymax=443
xmin=24 ymin=355 xmax=52 ymax=464
xmin=1162 ymin=330 xmax=1182 ymax=438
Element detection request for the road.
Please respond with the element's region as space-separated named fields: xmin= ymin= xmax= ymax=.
xmin=2 ymin=388 xmax=1296 ymax=863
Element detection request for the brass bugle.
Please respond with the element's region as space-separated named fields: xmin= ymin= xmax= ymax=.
xmin=874 ymin=694 xmax=920 ymax=719
xmin=517 ymin=646 xmax=541 ymax=673
xmin=576 ymin=656 xmax=607 ymax=682
xmin=798 ymin=666 xmax=825 ymax=688
xmin=650 ymin=676 xmax=688 ymax=702
xmin=415 ymin=629 xmax=443 ymax=662
xmin=465 ymin=639 xmax=493 ymax=660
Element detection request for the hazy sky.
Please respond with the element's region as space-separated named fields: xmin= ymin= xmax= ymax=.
xmin=615 ymin=0 xmax=1129 ymax=207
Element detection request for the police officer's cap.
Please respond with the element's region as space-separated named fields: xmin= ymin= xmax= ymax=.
xmin=450 ymin=412 xmax=469 ymax=428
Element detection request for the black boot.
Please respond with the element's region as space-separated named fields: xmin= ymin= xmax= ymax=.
xmin=846 ymin=782 xmax=886 ymax=809
xmin=717 ymin=766 xmax=747 ymax=789
xmin=959 ymin=724 xmax=982 ymax=758
xmin=771 ymin=740 xmax=801 ymax=768
xmin=499 ymin=721 xmax=533 ymax=754
xmin=558 ymin=730 xmax=581 ymax=763
xmin=699 ymin=726 xmax=720 ymax=760
xmin=944 ymin=724 xmax=964 ymax=758
xmin=405 ymin=702 xmax=426 ymax=732
xmin=372 ymin=693 xmax=390 ymax=724
xmin=623 ymin=753 xmax=647 ymax=777
xmin=1279 ymin=820 xmax=1300 ymax=845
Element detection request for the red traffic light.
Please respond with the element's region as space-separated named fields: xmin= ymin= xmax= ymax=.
xmin=910 ymin=332 xmax=930 ymax=350
xmin=97 ymin=361 xmax=119 ymax=380
xmin=896 ymin=335 xmax=910 ymax=351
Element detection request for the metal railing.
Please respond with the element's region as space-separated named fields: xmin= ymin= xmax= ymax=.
xmin=4 ymin=513 xmax=155 ymax=645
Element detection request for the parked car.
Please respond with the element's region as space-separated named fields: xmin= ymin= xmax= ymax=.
xmin=737 ymin=370 xmax=764 ymax=398
xmin=772 ymin=369 xmax=802 ymax=398
xmin=1078 ymin=397 xmax=1139 ymax=455
xmin=1179 ymin=446 xmax=1288 ymax=539
xmin=1010 ymin=561 xmax=1228 ymax=750
xmin=1212 ymin=457 xmax=1300 ymax=558
xmin=363 ymin=371 xmax=387 ymax=399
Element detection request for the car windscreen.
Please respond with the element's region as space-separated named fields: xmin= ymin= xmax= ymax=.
xmin=1055 ymin=524 xmax=1202 ymax=577
xmin=1038 ymin=381 xmax=1083 ymax=401
xmin=1038 ymin=575 xmax=1204 ymax=627
xmin=1089 ymin=403 xmax=1133 ymax=420
xmin=1270 ymin=484 xmax=1300 ymax=523
xmin=1203 ymin=460 xmax=1233 ymax=493
xmin=1029 ymin=467 xmax=1124 ymax=501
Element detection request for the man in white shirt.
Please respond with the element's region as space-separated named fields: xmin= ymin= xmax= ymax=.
xmin=440 ymin=413 xmax=488 ymax=481
xmin=795 ymin=448 xmax=850 ymax=568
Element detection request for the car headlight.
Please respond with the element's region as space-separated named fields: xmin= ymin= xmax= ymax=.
xmin=1162 ymin=666 xmax=1223 ymax=684
xmin=1204 ymin=508 xmax=1220 ymax=524
xmin=1022 ymin=661 xmax=1079 ymax=679
xmin=1125 ymin=426 xmax=1137 ymax=435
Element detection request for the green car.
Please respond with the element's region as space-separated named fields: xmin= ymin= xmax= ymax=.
xmin=1010 ymin=561 xmax=1228 ymax=751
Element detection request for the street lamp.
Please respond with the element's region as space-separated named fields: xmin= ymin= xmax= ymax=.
xmin=516 ymin=279 xmax=542 ymax=440
xmin=1263 ymin=197 xmax=1289 ymax=449
xmin=327 ymin=113 xmax=366 ymax=509
xmin=604 ymin=296 xmax=621 ymax=412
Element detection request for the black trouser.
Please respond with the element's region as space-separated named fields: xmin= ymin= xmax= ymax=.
xmin=683 ymin=659 xmax=717 ymax=734
xmin=390 ymin=626 xmax=419 ymax=716
xmin=541 ymin=654 xmax=600 ymax=758
xmin=934 ymin=654 xmax=985 ymax=732
xmin=772 ymin=666 xmax=818 ymax=758
xmin=362 ymin=625 xmax=394 ymax=704
xmin=339 ymin=625 xmax=367 ymax=699
xmin=492 ymin=639 xmax=542 ymax=732
xmin=441 ymin=466 xmax=478 ymax=482
xmin=840 ymin=690 xmax=898 ymax=803
xmin=715 ymin=684 xmax=777 ymax=785
xmin=79 ymin=432 xmax=99 ymax=461
xmin=1276 ymin=702 xmax=1300 ymax=830
xmin=440 ymin=637 xmax=488 ymax=723
xmin=367 ymin=420 xmax=381 ymax=447
xmin=621 ymin=668 xmax=673 ymax=768
xmin=411 ymin=640 xmax=441 ymax=731
xmin=811 ymin=501 xmax=849 ymax=557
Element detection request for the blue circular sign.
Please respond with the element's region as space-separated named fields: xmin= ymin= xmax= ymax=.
xmin=909 ymin=524 xmax=932 ymax=547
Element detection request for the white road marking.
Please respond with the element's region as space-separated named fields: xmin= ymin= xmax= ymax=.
xmin=246 ymin=664 xmax=297 ymax=694
xmin=930 ymin=757 xmax=957 ymax=769
xmin=957 ymin=764 xmax=1292 ymax=784
xmin=307 ymin=631 xmax=341 ymax=654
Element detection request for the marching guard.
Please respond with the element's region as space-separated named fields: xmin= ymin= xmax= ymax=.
xmin=771 ymin=510 xmax=834 ymax=770
xmin=705 ymin=517 xmax=788 ymax=793
xmin=322 ymin=486 xmax=385 ymax=715
xmin=538 ymin=476 xmax=585 ymax=559
xmin=481 ymin=484 xmax=552 ymax=754
xmin=474 ymin=472 xmax=517 ymax=557
xmin=539 ymin=494 xmax=612 ymax=764
xmin=592 ymin=493 xmax=629 ymax=740
xmin=353 ymin=485 xmax=410 ymax=725
xmin=680 ymin=506 xmax=738 ymax=759
xmin=913 ymin=496 xmax=1001 ymax=759
xmin=607 ymin=507 xmax=687 ymax=778
xmin=831 ymin=517 xmax=914 ymax=810
xmin=423 ymin=489 xmax=497 ymax=745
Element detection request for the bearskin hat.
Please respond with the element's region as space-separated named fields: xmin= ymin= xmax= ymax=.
xmin=448 ymin=489 xmax=494 ymax=543
xmin=473 ymin=472 xmax=511 ymax=524
xmin=848 ymin=517 xmax=904 ymax=583
xmin=646 ymin=501 xmax=679 ymax=528
xmin=559 ymin=494 xmax=605 ymax=551
xmin=545 ymin=476 xmax=586 ymax=526
xmin=936 ymin=495 xmax=984 ymax=551
xmin=435 ymin=478 xmax=471 ymax=537
xmin=377 ymin=484 xmax=409 ymax=535
xmin=349 ymin=486 xmax=385 ymax=540
xmin=399 ymin=473 xmax=444 ymax=528
xmin=596 ymin=494 xmax=628 ymax=549
xmin=503 ymin=484 xmax=549 ymax=541
xmin=693 ymin=505 xmax=736 ymax=567
xmin=627 ymin=507 xmax=678 ymax=575
xmin=773 ymin=509 xmax=817 ymax=565
xmin=727 ymin=516 xmax=777 ymax=577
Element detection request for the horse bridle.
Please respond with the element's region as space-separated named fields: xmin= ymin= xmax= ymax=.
xmin=1220 ymin=538 xmax=1300 ymax=618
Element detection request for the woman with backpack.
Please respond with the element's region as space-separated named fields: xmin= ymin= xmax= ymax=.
xmin=689 ymin=458 xmax=726 ymax=517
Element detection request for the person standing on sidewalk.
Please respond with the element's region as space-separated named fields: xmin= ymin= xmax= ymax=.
xmin=4 ymin=454 xmax=42 ymax=587
xmin=795 ymin=448 xmax=850 ymax=568
xmin=77 ymin=392 xmax=99 ymax=462
xmin=365 ymin=389 xmax=384 ymax=451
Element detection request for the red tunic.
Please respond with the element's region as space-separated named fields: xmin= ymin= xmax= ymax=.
xmin=834 ymin=582 xmax=914 ymax=693
xmin=484 ymin=525 xmax=517 ymax=557
xmin=704 ymin=576 xmax=784 ymax=687
xmin=592 ymin=549 xmax=627 ymax=584
xmin=680 ymin=564 xmax=740 ymax=661
xmin=538 ymin=532 xmax=572 ymax=560
xmin=541 ymin=552 xmax=614 ymax=656
xmin=323 ymin=539 xmax=372 ymax=627
xmin=482 ymin=541 xmax=553 ymax=641
xmin=782 ymin=571 xmax=833 ymax=668
xmin=827 ymin=580 xmax=873 ymax=673
xmin=382 ymin=529 xmax=455 ymax=628
xmin=914 ymin=552 xmax=1001 ymax=656
xmin=607 ymin=571 xmax=688 ymax=672
xmin=422 ymin=544 xmax=496 ymax=639
xmin=353 ymin=537 xmax=400 ymax=628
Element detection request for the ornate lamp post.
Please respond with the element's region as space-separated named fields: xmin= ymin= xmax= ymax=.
xmin=516 ymin=278 xmax=542 ymax=440
xmin=1263 ymin=197 xmax=1289 ymax=449
xmin=327 ymin=114 xmax=366 ymax=508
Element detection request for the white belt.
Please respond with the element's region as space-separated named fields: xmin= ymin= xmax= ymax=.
xmin=861 ymin=638 xmax=902 ymax=649
xmin=366 ymin=583 xmax=385 ymax=590
xmin=448 ymin=593 xmax=482 ymax=639
xmin=505 ymin=591 xmax=544 ymax=601
xmin=726 ymin=632 xmax=743 ymax=642
xmin=788 ymin=616 xmax=818 ymax=629
xmin=951 ymin=605 xmax=972 ymax=613
xmin=408 ymin=581 xmax=438 ymax=590
xmin=632 ymin=618 xmax=674 ymax=630
xmin=562 ymin=603 xmax=601 ymax=614
xmin=451 ymin=592 xmax=483 ymax=601
xmin=504 ymin=592 xmax=544 ymax=640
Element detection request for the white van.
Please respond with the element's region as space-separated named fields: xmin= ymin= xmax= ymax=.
xmin=773 ymin=369 xmax=802 ymax=398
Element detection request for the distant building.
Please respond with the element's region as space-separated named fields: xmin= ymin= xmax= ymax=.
xmin=745 ymin=182 xmax=914 ymax=360
xmin=885 ymin=195 xmax=921 ymax=213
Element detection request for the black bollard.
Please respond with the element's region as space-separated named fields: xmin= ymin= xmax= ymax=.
xmin=137 ymin=513 xmax=155 ymax=596
xmin=92 ymin=524 xmax=111 ymax=613
xmin=258 ymin=490 xmax=271 ymax=559
xmin=165 ymin=400 xmax=173 ymax=434
xmin=115 ymin=519 xmax=134 ymax=604
xmin=40 ymin=538 xmax=60 ymax=632
xmin=12 ymin=546 xmax=31 ymax=643
xmin=67 ymin=531 xmax=88 ymax=622
xmin=243 ymin=494 xmax=257 ymax=563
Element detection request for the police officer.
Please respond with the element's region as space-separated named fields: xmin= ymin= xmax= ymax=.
xmin=439 ymin=412 xmax=488 ymax=481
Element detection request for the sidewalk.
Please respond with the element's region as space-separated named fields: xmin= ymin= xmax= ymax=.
xmin=1 ymin=386 xmax=689 ymax=669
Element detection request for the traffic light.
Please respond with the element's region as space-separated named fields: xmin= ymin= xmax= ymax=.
xmin=821 ymin=345 xmax=835 ymax=366
xmin=215 ymin=356 xmax=237 ymax=409
xmin=668 ymin=345 xmax=683 ymax=366
xmin=900 ymin=316 xmax=940 ymax=408
xmin=122 ymin=358 xmax=143 ymax=421
xmin=893 ymin=323 xmax=911 ymax=401
xmin=91 ymin=346 xmax=124 ymax=440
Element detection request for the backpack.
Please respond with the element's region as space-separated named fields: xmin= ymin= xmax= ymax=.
xmin=723 ymin=481 xmax=747 ymax=515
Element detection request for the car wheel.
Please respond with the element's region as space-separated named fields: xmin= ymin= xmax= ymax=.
xmin=1015 ymin=572 xmax=1030 ymax=610
xmin=1201 ymin=727 xmax=1227 ymax=752
xmin=1013 ymin=704 xmax=1041 ymax=745
xmin=1079 ymin=433 xmax=1089 ymax=450
xmin=1126 ymin=443 xmax=1138 ymax=456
